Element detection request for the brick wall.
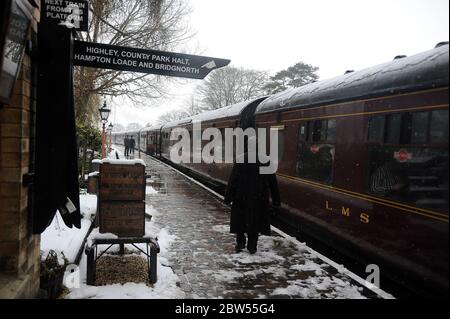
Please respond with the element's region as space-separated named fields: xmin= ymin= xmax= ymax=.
xmin=0 ymin=0 xmax=40 ymax=299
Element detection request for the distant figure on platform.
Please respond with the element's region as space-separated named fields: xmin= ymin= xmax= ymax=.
xmin=130 ymin=136 xmax=136 ymax=155
xmin=224 ymin=152 xmax=281 ymax=254
xmin=124 ymin=136 xmax=130 ymax=157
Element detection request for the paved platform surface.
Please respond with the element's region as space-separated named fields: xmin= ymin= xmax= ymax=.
xmin=116 ymin=146 xmax=381 ymax=299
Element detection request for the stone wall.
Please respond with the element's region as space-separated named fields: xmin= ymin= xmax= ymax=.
xmin=0 ymin=0 xmax=40 ymax=299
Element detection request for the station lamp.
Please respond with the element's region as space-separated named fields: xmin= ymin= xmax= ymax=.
xmin=99 ymin=101 xmax=111 ymax=158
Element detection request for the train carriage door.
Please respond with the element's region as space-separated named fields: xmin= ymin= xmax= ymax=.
xmin=146 ymin=132 xmax=151 ymax=155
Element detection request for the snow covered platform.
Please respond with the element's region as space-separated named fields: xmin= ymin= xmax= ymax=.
xmin=120 ymin=146 xmax=391 ymax=299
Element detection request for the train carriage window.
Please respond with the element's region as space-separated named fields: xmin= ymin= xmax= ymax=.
xmin=366 ymin=110 xmax=449 ymax=211
xmin=307 ymin=121 xmax=314 ymax=142
xmin=411 ymin=112 xmax=429 ymax=144
xmin=386 ymin=114 xmax=402 ymax=144
xmin=327 ymin=120 xmax=337 ymax=142
xmin=299 ymin=122 xmax=308 ymax=141
xmin=368 ymin=115 xmax=385 ymax=142
xmin=313 ymin=120 xmax=323 ymax=142
xmin=272 ymin=126 xmax=285 ymax=163
xmin=319 ymin=121 xmax=327 ymax=142
xmin=430 ymin=109 xmax=449 ymax=143
xmin=297 ymin=119 xmax=336 ymax=185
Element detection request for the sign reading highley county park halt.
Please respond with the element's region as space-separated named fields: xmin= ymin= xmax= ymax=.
xmin=73 ymin=41 xmax=231 ymax=80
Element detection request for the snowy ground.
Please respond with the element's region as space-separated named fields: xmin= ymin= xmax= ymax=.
xmin=204 ymin=232 xmax=367 ymax=299
xmin=41 ymin=157 xmax=186 ymax=299
xmin=41 ymin=194 xmax=97 ymax=264
xmin=40 ymin=146 xmax=390 ymax=299
xmin=62 ymin=187 xmax=186 ymax=299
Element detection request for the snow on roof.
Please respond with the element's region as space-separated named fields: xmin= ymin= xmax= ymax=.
xmin=257 ymin=44 xmax=449 ymax=114
xmin=191 ymin=100 xmax=251 ymax=123
xmin=112 ymin=130 xmax=141 ymax=136
xmin=162 ymin=98 xmax=263 ymax=129
xmin=141 ymin=125 xmax=164 ymax=132
xmin=161 ymin=117 xmax=194 ymax=129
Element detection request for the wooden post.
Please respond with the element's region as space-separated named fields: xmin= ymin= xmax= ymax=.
xmin=150 ymin=245 xmax=158 ymax=284
xmin=86 ymin=246 xmax=96 ymax=286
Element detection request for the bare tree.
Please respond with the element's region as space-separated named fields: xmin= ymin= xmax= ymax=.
xmin=157 ymin=108 xmax=190 ymax=124
xmin=184 ymin=94 xmax=203 ymax=116
xmin=197 ymin=66 xmax=268 ymax=110
xmin=74 ymin=0 xmax=195 ymax=122
xmin=126 ymin=123 xmax=143 ymax=131
xmin=112 ymin=123 xmax=125 ymax=132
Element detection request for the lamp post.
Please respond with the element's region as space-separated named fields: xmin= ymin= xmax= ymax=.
xmin=99 ymin=101 xmax=111 ymax=159
xmin=107 ymin=123 xmax=114 ymax=153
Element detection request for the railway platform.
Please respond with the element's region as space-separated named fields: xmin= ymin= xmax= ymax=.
xmin=112 ymin=146 xmax=389 ymax=299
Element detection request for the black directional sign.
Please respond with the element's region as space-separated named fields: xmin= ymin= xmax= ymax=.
xmin=73 ymin=41 xmax=231 ymax=80
xmin=41 ymin=0 xmax=89 ymax=31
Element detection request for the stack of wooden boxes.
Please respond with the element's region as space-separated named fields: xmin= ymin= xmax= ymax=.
xmin=98 ymin=161 xmax=146 ymax=237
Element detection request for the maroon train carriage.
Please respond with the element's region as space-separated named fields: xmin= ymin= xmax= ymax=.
xmin=158 ymin=98 xmax=267 ymax=191
xmin=139 ymin=125 xmax=162 ymax=156
xmin=254 ymin=44 xmax=449 ymax=296
xmin=115 ymin=44 xmax=448 ymax=297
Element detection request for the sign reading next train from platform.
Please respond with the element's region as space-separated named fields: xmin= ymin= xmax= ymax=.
xmin=41 ymin=0 xmax=89 ymax=31
xmin=73 ymin=41 xmax=231 ymax=80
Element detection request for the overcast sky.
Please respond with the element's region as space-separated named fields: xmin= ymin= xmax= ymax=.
xmin=112 ymin=0 xmax=449 ymax=128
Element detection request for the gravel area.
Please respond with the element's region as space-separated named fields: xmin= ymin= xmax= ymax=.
xmin=95 ymin=255 xmax=150 ymax=286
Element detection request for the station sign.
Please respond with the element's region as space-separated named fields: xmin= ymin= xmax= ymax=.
xmin=41 ymin=0 xmax=89 ymax=31
xmin=0 ymin=0 xmax=31 ymax=104
xmin=73 ymin=40 xmax=231 ymax=79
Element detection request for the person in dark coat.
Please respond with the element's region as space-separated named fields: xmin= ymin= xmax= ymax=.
xmin=124 ymin=136 xmax=129 ymax=157
xmin=224 ymin=153 xmax=281 ymax=254
xmin=130 ymin=136 xmax=136 ymax=155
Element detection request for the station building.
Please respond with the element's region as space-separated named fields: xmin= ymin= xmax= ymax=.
xmin=0 ymin=0 xmax=41 ymax=298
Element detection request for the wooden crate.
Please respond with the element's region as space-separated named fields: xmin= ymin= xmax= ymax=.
xmin=98 ymin=162 xmax=146 ymax=237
